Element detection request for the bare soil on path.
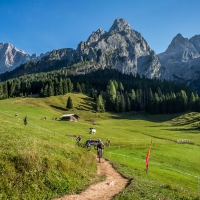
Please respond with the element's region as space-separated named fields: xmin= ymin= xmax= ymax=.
xmin=54 ymin=158 xmax=129 ymax=200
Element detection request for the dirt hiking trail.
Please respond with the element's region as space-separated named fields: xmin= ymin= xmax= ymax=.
xmin=54 ymin=158 xmax=129 ymax=200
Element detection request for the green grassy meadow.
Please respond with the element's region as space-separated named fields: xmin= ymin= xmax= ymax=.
xmin=0 ymin=94 xmax=200 ymax=199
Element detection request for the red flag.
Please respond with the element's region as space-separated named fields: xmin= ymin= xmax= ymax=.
xmin=146 ymin=149 xmax=150 ymax=169
xmin=145 ymin=140 xmax=152 ymax=172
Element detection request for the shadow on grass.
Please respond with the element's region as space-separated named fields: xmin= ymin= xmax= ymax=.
xmin=80 ymin=97 xmax=96 ymax=110
xmin=50 ymin=105 xmax=67 ymax=111
xmin=161 ymin=127 xmax=200 ymax=133
xmin=108 ymin=111 xmax=184 ymax=123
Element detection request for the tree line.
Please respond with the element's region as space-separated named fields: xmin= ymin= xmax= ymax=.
xmin=0 ymin=68 xmax=199 ymax=114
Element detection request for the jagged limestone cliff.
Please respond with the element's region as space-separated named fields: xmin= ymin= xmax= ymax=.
xmin=76 ymin=18 xmax=162 ymax=79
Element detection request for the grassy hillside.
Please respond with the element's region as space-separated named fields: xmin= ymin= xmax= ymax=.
xmin=0 ymin=94 xmax=200 ymax=199
xmin=0 ymin=94 xmax=99 ymax=199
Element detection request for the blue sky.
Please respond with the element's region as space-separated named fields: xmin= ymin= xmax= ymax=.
xmin=0 ymin=0 xmax=200 ymax=55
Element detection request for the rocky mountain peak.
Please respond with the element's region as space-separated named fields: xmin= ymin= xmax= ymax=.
xmin=189 ymin=35 xmax=200 ymax=54
xmin=157 ymin=33 xmax=200 ymax=82
xmin=0 ymin=42 xmax=49 ymax=74
xmin=109 ymin=18 xmax=131 ymax=33
xmin=86 ymin=28 xmax=106 ymax=45
xmin=76 ymin=18 xmax=162 ymax=79
xmin=0 ymin=42 xmax=25 ymax=54
xmin=165 ymin=33 xmax=197 ymax=54
xmin=174 ymin=33 xmax=184 ymax=40
xmin=160 ymin=33 xmax=199 ymax=57
xmin=173 ymin=33 xmax=187 ymax=43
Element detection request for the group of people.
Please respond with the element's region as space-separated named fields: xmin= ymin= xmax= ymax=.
xmin=76 ymin=136 xmax=105 ymax=150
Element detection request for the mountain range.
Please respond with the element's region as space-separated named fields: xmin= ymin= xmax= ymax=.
xmin=0 ymin=18 xmax=200 ymax=90
xmin=0 ymin=42 xmax=49 ymax=74
xmin=158 ymin=33 xmax=200 ymax=82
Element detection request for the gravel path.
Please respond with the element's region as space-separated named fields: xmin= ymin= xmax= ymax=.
xmin=54 ymin=158 xmax=129 ymax=200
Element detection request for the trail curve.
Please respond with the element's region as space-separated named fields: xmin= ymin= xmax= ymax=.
xmin=54 ymin=158 xmax=129 ymax=200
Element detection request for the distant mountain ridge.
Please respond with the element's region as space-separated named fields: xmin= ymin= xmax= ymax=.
xmin=158 ymin=34 xmax=200 ymax=81
xmin=1 ymin=18 xmax=200 ymax=91
xmin=0 ymin=18 xmax=163 ymax=80
xmin=0 ymin=42 xmax=49 ymax=74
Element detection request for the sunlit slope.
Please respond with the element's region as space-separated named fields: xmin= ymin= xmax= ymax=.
xmin=0 ymin=95 xmax=98 ymax=200
xmin=1 ymin=94 xmax=200 ymax=199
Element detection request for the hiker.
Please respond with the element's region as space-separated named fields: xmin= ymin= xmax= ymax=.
xmin=97 ymin=139 xmax=104 ymax=150
xmin=76 ymin=135 xmax=82 ymax=146
xmin=106 ymin=139 xmax=111 ymax=146
xmin=24 ymin=116 xmax=28 ymax=125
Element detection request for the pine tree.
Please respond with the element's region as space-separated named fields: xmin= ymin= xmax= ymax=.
xmin=106 ymin=80 xmax=116 ymax=111
xmin=194 ymin=98 xmax=200 ymax=112
xmin=90 ymin=88 xmax=95 ymax=98
xmin=0 ymin=84 xmax=2 ymax=96
xmin=130 ymin=89 xmax=136 ymax=111
xmin=2 ymin=82 xmax=8 ymax=98
xmin=124 ymin=92 xmax=131 ymax=111
xmin=170 ymin=93 xmax=176 ymax=114
xmin=43 ymin=84 xmax=48 ymax=97
xmin=54 ymin=78 xmax=59 ymax=96
xmin=147 ymin=88 xmax=153 ymax=112
xmin=113 ymin=80 xmax=118 ymax=91
xmin=58 ymin=78 xmax=63 ymax=95
xmin=181 ymin=90 xmax=188 ymax=111
xmin=115 ymin=94 xmax=121 ymax=112
xmin=62 ymin=79 xmax=68 ymax=95
xmin=39 ymin=87 xmax=44 ymax=97
xmin=47 ymin=84 xmax=54 ymax=97
xmin=77 ymin=82 xmax=82 ymax=93
xmin=120 ymin=94 xmax=126 ymax=112
xmin=94 ymin=93 xmax=97 ymax=102
xmin=81 ymin=83 xmax=86 ymax=94
xmin=160 ymin=95 xmax=166 ymax=114
xmin=67 ymin=78 xmax=73 ymax=92
xmin=26 ymin=81 xmax=31 ymax=95
xmin=154 ymin=93 xmax=160 ymax=114
xmin=119 ymin=82 xmax=124 ymax=94
xmin=66 ymin=96 xmax=73 ymax=109
xmin=135 ymin=89 xmax=142 ymax=111
xmin=157 ymin=87 xmax=162 ymax=97
xmin=189 ymin=92 xmax=196 ymax=111
xmin=96 ymin=95 xmax=105 ymax=112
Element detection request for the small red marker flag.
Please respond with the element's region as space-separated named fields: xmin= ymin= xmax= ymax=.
xmin=145 ymin=140 xmax=152 ymax=172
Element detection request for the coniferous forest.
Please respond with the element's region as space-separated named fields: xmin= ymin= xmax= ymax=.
xmin=0 ymin=68 xmax=200 ymax=114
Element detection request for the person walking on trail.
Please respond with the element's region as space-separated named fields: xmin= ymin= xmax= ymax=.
xmin=97 ymin=139 xmax=104 ymax=162
xmin=76 ymin=135 xmax=82 ymax=146
xmin=97 ymin=139 xmax=104 ymax=151
xmin=24 ymin=116 xmax=28 ymax=125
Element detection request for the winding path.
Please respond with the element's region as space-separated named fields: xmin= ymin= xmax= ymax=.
xmin=54 ymin=158 xmax=129 ymax=200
